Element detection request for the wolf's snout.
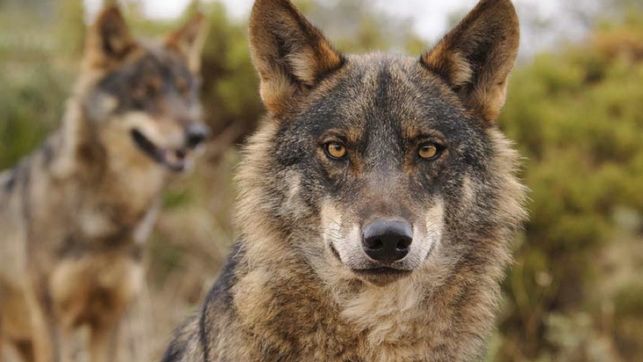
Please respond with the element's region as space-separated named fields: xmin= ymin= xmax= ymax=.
xmin=362 ymin=219 xmax=413 ymax=263
xmin=185 ymin=123 xmax=210 ymax=148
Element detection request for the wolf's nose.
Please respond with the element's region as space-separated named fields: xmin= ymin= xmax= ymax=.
xmin=186 ymin=123 xmax=210 ymax=148
xmin=362 ymin=219 xmax=413 ymax=263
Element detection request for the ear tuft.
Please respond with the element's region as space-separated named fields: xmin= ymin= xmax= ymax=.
xmin=166 ymin=13 xmax=208 ymax=73
xmin=421 ymin=0 xmax=520 ymax=123
xmin=249 ymin=0 xmax=344 ymax=115
xmin=85 ymin=5 xmax=137 ymax=69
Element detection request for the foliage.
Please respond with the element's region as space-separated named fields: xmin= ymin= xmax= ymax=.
xmin=496 ymin=14 xmax=643 ymax=361
xmin=197 ymin=2 xmax=263 ymax=149
xmin=0 ymin=1 xmax=641 ymax=361
xmin=0 ymin=65 xmax=69 ymax=169
xmin=0 ymin=3 xmax=71 ymax=169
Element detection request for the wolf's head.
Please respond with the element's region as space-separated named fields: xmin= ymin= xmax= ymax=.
xmin=74 ymin=6 xmax=208 ymax=173
xmin=239 ymin=0 xmax=526 ymax=287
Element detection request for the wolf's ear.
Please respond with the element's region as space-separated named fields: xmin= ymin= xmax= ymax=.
xmin=421 ymin=0 xmax=520 ymax=124
xmin=85 ymin=5 xmax=137 ymax=69
xmin=166 ymin=13 xmax=208 ymax=73
xmin=249 ymin=0 xmax=344 ymax=115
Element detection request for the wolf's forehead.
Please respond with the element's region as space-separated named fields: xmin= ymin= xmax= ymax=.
xmin=306 ymin=55 xmax=469 ymax=138
xmin=99 ymin=50 xmax=192 ymax=90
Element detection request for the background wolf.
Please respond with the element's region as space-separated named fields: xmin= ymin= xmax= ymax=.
xmin=163 ymin=0 xmax=528 ymax=361
xmin=0 ymin=6 xmax=208 ymax=362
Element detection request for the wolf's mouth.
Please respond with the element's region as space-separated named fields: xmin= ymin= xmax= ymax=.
xmin=330 ymin=243 xmax=414 ymax=284
xmin=131 ymin=129 xmax=190 ymax=172
xmin=352 ymin=267 xmax=413 ymax=286
xmin=352 ymin=267 xmax=413 ymax=276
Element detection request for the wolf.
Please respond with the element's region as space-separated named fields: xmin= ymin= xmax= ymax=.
xmin=0 ymin=6 xmax=208 ymax=362
xmin=163 ymin=0 xmax=527 ymax=360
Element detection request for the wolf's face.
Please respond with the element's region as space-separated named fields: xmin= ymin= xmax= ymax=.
xmin=244 ymin=0 xmax=522 ymax=286
xmin=296 ymin=57 xmax=477 ymax=281
xmin=79 ymin=8 xmax=208 ymax=172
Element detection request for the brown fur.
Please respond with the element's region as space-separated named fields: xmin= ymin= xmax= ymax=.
xmin=248 ymin=0 xmax=344 ymax=115
xmin=166 ymin=13 xmax=208 ymax=73
xmin=163 ymin=1 xmax=526 ymax=361
xmin=421 ymin=0 xmax=520 ymax=123
xmin=0 ymin=6 xmax=207 ymax=362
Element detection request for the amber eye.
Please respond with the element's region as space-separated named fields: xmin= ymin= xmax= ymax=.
xmin=324 ymin=142 xmax=348 ymax=160
xmin=418 ymin=143 xmax=441 ymax=160
xmin=176 ymin=78 xmax=189 ymax=95
xmin=150 ymin=77 xmax=164 ymax=92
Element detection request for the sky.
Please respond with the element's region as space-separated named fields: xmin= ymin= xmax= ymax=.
xmin=84 ymin=0 xmax=564 ymax=41
xmin=83 ymin=0 xmax=589 ymax=58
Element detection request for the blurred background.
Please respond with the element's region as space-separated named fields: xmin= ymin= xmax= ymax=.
xmin=0 ymin=0 xmax=641 ymax=361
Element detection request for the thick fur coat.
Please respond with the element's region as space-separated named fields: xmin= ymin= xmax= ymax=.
xmin=164 ymin=0 xmax=527 ymax=361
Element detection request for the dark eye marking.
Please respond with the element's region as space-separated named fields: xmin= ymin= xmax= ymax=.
xmin=175 ymin=77 xmax=190 ymax=95
xmin=145 ymin=77 xmax=162 ymax=96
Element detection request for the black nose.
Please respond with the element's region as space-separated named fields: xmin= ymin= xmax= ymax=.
xmin=186 ymin=123 xmax=210 ymax=148
xmin=362 ymin=219 xmax=413 ymax=263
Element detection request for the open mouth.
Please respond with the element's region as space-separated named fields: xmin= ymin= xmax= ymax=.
xmin=131 ymin=129 xmax=191 ymax=172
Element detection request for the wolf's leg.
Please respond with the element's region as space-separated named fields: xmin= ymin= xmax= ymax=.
xmin=30 ymin=316 xmax=54 ymax=362
xmin=0 ymin=312 xmax=3 ymax=362
xmin=0 ymin=313 xmax=4 ymax=362
xmin=56 ymin=326 xmax=75 ymax=362
xmin=1 ymin=297 xmax=36 ymax=362
xmin=26 ymin=290 xmax=58 ymax=362
xmin=13 ymin=340 xmax=35 ymax=362
xmin=29 ymin=310 xmax=56 ymax=362
xmin=89 ymin=320 xmax=119 ymax=362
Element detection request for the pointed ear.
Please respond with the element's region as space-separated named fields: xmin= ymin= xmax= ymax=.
xmin=421 ymin=0 xmax=520 ymax=124
xmin=84 ymin=5 xmax=138 ymax=69
xmin=249 ymin=0 xmax=345 ymax=115
xmin=165 ymin=13 xmax=208 ymax=73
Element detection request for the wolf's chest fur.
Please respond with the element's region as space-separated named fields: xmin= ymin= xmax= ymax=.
xmin=230 ymin=266 xmax=434 ymax=361
xmin=208 ymin=248 xmax=485 ymax=362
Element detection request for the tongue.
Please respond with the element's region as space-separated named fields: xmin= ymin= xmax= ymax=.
xmin=162 ymin=149 xmax=189 ymax=171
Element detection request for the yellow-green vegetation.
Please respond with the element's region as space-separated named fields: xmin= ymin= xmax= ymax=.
xmin=495 ymin=14 xmax=643 ymax=361
xmin=0 ymin=1 xmax=641 ymax=360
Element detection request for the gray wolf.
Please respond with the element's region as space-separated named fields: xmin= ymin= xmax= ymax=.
xmin=0 ymin=6 xmax=207 ymax=362
xmin=163 ymin=0 xmax=527 ymax=360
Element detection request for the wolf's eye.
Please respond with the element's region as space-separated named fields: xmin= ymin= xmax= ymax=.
xmin=324 ymin=142 xmax=348 ymax=160
xmin=135 ymin=80 xmax=161 ymax=99
xmin=176 ymin=78 xmax=189 ymax=95
xmin=150 ymin=77 xmax=164 ymax=92
xmin=418 ymin=143 xmax=442 ymax=160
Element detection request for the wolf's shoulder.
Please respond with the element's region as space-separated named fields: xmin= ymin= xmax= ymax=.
xmin=162 ymin=241 xmax=246 ymax=362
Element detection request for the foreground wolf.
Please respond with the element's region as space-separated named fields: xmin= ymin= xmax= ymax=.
xmin=164 ymin=0 xmax=527 ymax=360
xmin=0 ymin=6 xmax=208 ymax=362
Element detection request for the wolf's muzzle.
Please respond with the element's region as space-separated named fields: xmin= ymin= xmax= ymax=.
xmin=186 ymin=123 xmax=210 ymax=149
xmin=362 ymin=219 xmax=413 ymax=263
